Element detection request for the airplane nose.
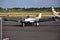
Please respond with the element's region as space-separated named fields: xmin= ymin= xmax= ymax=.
xmin=25 ymin=19 xmax=28 ymax=21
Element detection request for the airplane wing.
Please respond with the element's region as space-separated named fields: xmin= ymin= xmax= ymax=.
xmin=34 ymin=17 xmax=56 ymax=22
xmin=2 ymin=18 xmax=19 ymax=22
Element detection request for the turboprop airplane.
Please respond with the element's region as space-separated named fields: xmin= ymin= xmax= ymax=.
xmin=3 ymin=12 xmax=57 ymax=26
xmin=21 ymin=13 xmax=42 ymax=26
xmin=52 ymin=7 xmax=60 ymax=17
xmin=23 ymin=13 xmax=42 ymax=22
xmin=21 ymin=13 xmax=56 ymax=26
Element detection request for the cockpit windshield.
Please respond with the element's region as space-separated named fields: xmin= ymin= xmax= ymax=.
xmin=26 ymin=16 xmax=34 ymax=18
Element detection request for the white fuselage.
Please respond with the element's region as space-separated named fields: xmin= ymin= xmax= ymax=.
xmin=24 ymin=18 xmax=35 ymax=22
xmin=24 ymin=13 xmax=42 ymax=23
xmin=24 ymin=17 xmax=40 ymax=23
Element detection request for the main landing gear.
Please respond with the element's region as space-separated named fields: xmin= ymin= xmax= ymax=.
xmin=22 ymin=22 xmax=40 ymax=27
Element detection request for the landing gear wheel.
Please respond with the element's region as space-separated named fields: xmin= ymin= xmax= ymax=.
xmin=36 ymin=22 xmax=39 ymax=26
xmin=22 ymin=23 xmax=25 ymax=27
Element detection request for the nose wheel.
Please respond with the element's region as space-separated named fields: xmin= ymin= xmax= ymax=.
xmin=36 ymin=22 xmax=39 ymax=26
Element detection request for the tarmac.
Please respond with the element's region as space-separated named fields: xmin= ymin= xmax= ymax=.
xmin=0 ymin=18 xmax=60 ymax=40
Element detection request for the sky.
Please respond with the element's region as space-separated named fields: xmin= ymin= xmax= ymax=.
xmin=0 ymin=0 xmax=60 ymax=8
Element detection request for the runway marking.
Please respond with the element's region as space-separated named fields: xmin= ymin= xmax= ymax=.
xmin=2 ymin=24 xmax=60 ymax=26
xmin=2 ymin=30 xmax=60 ymax=32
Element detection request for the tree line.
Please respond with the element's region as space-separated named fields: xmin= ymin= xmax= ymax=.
xmin=0 ymin=7 xmax=60 ymax=13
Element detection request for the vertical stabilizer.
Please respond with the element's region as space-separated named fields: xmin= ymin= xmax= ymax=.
xmin=52 ymin=7 xmax=56 ymax=15
xmin=52 ymin=7 xmax=57 ymax=17
xmin=38 ymin=13 xmax=42 ymax=18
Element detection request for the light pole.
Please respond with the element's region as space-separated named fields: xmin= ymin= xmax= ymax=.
xmin=0 ymin=17 xmax=2 ymax=40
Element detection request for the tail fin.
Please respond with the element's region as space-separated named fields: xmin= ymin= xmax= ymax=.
xmin=52 ymin=7 xmax=57 ymax=17
xmin=38 ymin=13 xmax=42 ymax=18
xmin=52 ymin=7 xmax=56 ymax=13
xmin=52 ymin=7 xmax=57 ymax=15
